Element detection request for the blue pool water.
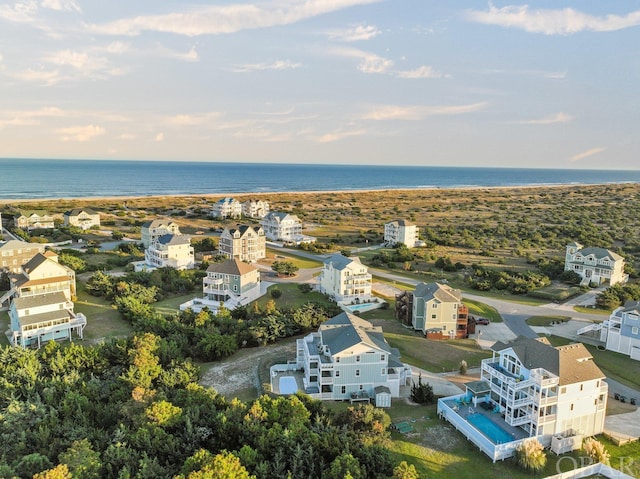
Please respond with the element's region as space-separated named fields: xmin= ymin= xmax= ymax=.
xmin=467 ymin=413 xmax=514 ymax=445
xmin=279 ymin=376 xmax=298 ymax=395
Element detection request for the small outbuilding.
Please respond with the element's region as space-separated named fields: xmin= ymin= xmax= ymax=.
xmin=374 ymin=386 xmax=392 ymax=408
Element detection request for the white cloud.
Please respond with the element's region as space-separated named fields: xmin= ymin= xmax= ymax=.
xmin=12 ymin=68 xmax=62 ymax=85
xmin=166 ymin=112 xmax=222 ymax=126
xmin=0 ymin=106 xmax=64 ymax=128
xmin=466 ymin=5 xmax=640 ymax=35
xmin=513 ymin=112 xmax=574 ymax=125
xmin=58 ymin=124 xmax=106 ymax=142
xmin=332 ymin=47 xmax=393 ymax=73
xmin=229 ymin=59 xmax=301 ymax=73
xmin=155 ymin=132 xmax=164 ymax=142
xmin=328 ymin=24 xmax=380 ymax=41
xmin=89 ymin=0 xmax=382 ymax=37
xmin=0 ymin=1 xmax=39 ymax=23
xmin=362 ymin=102 xmax=488 ymax=121
xmin=105 ymin=42 xmax=130 ymax=55
xmin=569 ymin=147 xmax=606 ymax=162
xmin=314 ymin=128 xmax=366 ymax=143
xmin=46 ymin=49 xmax=109 ymax=72
xmin=41 ymin=0 xmax=80 ymax=12
xmin=396 ymin=65 xmax=448 ymax=79
xmin=118 ymin=133 xmax=136 ymax=140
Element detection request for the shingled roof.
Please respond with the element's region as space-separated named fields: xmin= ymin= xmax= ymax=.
xmin=319 ymin=312 xmax=392 ymax=356
xmin=206 ymin=258 xmax=257 ymax=276
xmin=322 ymin=253 xmax=362 ymax=270
xmin=413 ymin=282 xmax=462 ymax=303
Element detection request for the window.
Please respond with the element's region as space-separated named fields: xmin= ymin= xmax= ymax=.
xmin=356 ymin=355 xmax=360 ymax=362
xmin=341 ymin=386 xmax=346 ymax=394
xmin=432 ymin=314 xmax=437 ymax=319
xmin=570 ymin=404 xmax=574 ymax=411
xmin=359 ymin=384 xmax=363 ymax=390
xmin=336 ymin=357 xmax=340 ymax=363
xmin=381 ymin=368 xmax=386 ymax=375
xmin=335 ymin=370 xmax=340 ymax=377
xmin=580 ymin=384 xmax=583 ymax=391
xmin=433 ymin=303 xmax=438 ymax=309
xmin=633 ymin=327 xmax=639 ymax=335
xmin=355 ymin=369 xmax=360 ymax=377
xmin=381 ymin=354 xmax=385 ymax=361
xmin=561 ymin=387 xmax=567 ymax=394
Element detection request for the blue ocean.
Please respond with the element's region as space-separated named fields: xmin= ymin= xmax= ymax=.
xmin=1 ymin=158 xmax=639 ymax=200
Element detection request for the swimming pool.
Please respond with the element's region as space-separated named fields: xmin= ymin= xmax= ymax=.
xmin=279 ymin=376 xmax=298 ymax=395
xmin=467 ymin=413 xmax=514 ymax=444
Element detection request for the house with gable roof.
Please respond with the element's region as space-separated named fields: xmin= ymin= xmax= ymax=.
xmin=384 ymin=219 xmax=419 ymax=247
xmin=14 ymin=210 xmax=55 ymax=231
xmin=179 ymin=258 xmax=264 ymax=313
xmin=242 ymin=199 xmax=270 ymax=219
xmin=135 ymin=233 xmax=194 ymax=271
xmin=211 ymin=197 xmax=242 ymax=219
xmin=261 ymin=211 xmax=315 ymax=244
xmin=564 ymin=242 xmax=627 ymax=286
xmin=295 ymin=312 xmax=411 ymax=402
xmin=318 ymin=253 xmax=372 ymax=305
xmin=438 ymin=336 xmax=608 ymax=462
xmin=141 ymin=219 xmax=182 ymax=249
xmin=63 ymin=208 xmax=101 ymax=230
xmin=218 ymin=225 xmax=266 ymax=263
xmin=0 ymin=240 xmax=46 ymax=273
xmin=3 ymin=251 xmax=85 ymax=348
xmin=403 ymin=282 xmax=469 ymax=339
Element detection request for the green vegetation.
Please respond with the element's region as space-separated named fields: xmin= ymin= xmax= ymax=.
xmin=255 ymin=283 xmax=336 ymax=311
xmin=526 ymin=315 xmax=571 ymax=326
xmin=464 ymin=298 xmax=503 ymax=323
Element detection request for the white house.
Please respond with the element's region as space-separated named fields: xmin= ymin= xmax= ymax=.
xmin=218 ymin=225 xmax=266 ymax=263
xmin=136 ymin=234 xmax=194 ymax=271
xmin=3 ymin=251 xmax=85 ymax=349
xmin=295 ymin=312 xmax=411 ymax=403
xmin=63 ymin=208 xmax=100 ymax=230
xmin=438 ymin=337 xmax=608 ymax=462
xmin=602 ymin=300 xmax=640 ymax=361
xmin=14 ymin=210 xmax=55 ymax=231
xmin=242 ymin=199 xmax=270 ymax=219
xmin=141 ymin=219 xmax=182 ymax=249
xmin=564 ymin=242 xmax=627 ymax=286
xmin=179 ymin=258 xmax=263 ymax=313
xmin=211 ymin=198 xmax=242 ymax=219
xmin=318 ymin=254 xmax=372 ymax=305
xmin=384 ymin=220 xmax=419 ymax=247
xmin=261 ymin=212 xmax=314 ymax=243
xmin=410 ymin=282 xmax=468 ymax=339
xmin=0 ymin=240 xmax=46 ymax=273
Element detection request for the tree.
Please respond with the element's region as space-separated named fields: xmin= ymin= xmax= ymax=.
xmin=178 ymin=450 xmax=255 ymax=479
xmin=112 ymin=230 xmax=125 ymax=240
xmin=459 ymin=360 xmax=468 ymax=375
xmin=410 ymin=374 xmax=435 ymax=405
xmin=515 ymin=438 xmax=546 ymax=473
xmin=325 ymin=453 xmax=364 ymax=479
xmin=33 ymin=464 xmax=72 ymax=479
xmin=58 ymin=439 xmax=101 ymax=479
xmin=393 ymin=461 xmax=419 ymax=479
xmin=272 ymin=261 xmax=298 ymax=277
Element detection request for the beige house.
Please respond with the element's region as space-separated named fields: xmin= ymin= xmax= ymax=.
xmin=180 ymin=258 xmax=263 ymax=313
xmin=136 ymin=234 xmax=194 ymax=271
xmin=0 ymin=240 xmax=46 ymax=273
xmin=318 ymin=254 xmax=372 ymax=304
xmin=63 ymin=208 xmax=101 ymax=230
xmin=564 ymin=242 xmax=627 ymax=286
xmin=384 ymin=220 xmax=419 ymax=247
xmin=141 ymin=219 xmax=182 ymax=248
xmin=14 ymin=210 xmax=55 ymax=231
xmin=242 ymin=199 xmax=270 ymax=219
xmin=3 ymin=251 xmax=85 ymax=349
xmin=219 ymin=225 xmax=266 ymax=263
xmin=261 ymin=212 xmax=315 ymax=243
xmin=410 ymin=282 xmax=467 ymax=338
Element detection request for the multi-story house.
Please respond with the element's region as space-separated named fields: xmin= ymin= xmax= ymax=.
xmin=3 ymin=251 xmax=85 ymax=349
xmin=63 ymin=208 xmax=101 ymax=230
xmin=14 ymin=210 xmax=55 ymax=231
xmin=218 ymin=225 xmax=266 ymax=263
xmin=242 ymin=199 xmax=270 ymax=219
xmin=0 ymin=240 xmax=46 ymax=273
xmin=318 ymin=254 xmax=372 ymax=305
xmin=180 ymin=258 xmax=262 ymax=313
xmin=261 ymin=212 xmax=304 ymax=243
xmin=137 ymin=234 xmax=194 ymax=271
xmin=564 ymin=242 xmax=627 ymax=286
xmin=141 ymin=219 xmax=182 ymax=248
xmin=384 ymin=220 xmax=419 ymax=248
xmin=438 ymin=336 xmax=608 ymax=461
xmin=211 ymin=198 xmax=242 ymax=219
xmin=408 ymin=282 xmax=468 ymax=339
xmin=602 ymin=300 xmax=640 ymax=360
xmin=295 ymin=312 xmax=412 ymax=403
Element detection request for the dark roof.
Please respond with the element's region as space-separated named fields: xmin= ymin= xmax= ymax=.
xmin=226 ymin=224 xmax=263 ymax=236
xmin=206 ymin=258 xmax=257 ymax=276
xmin=492 ymin=337 xmax=605 ymax=386
xmin=413 ymin=282 xmax=462 ymax=303
xmin=21 ymin=253 xmax=51 ymax=274
xmin=465 ymin=380 xmax=491 ymax=395
xmin=157 ymin=234 xmax=191 ymax=246
xmin=574 ymin=246 xmax=623 ymax=262
xmin=13 ymin=291 xmax=67 ymax=310
xmin=320 ymin=312 xmax=392 ymax=356
xmin=17 ymin=309 xmax=72 ymax=327
xmin=323 ymin=253 xmax=361 ymax=270
xmin=374 ymin=386 xmax=391 ymax=395
xmin=386 ymin=219 xmax=414 ymax=227
xmin=621 ymin=300 xmax=640 ymax=314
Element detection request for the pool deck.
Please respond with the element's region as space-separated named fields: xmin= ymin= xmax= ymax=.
xmin=270 ymin=369 xmax=305 ymax=395
xmin=442 ymin=398 xmax=529 ymax=442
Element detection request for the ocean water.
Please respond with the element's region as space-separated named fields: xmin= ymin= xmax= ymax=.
xmin=1 ymin=158 xmax=639 ymax=200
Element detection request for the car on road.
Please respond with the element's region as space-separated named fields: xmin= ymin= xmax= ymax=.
xmin=474 ymin=317 xmax=490 ymax=325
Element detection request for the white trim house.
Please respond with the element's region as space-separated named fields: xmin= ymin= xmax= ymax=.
xmin=0 ymin=240 xmax=46 ymax=273
xmin=211 ymin=198 xmax=242 ymax=219
xmin=14 ymin=210 xmax=55 ymax=231
xmin=602 ymin=300 xmax=640 ymax=361
xmin=318 ymin=254 xmax=372 ymax=305
xmin=141 ymin=219 xmax=182 ymax=249
xmin=63 ymin=208 xmax=100 ymax=230
xmin=564 ymin=242 xmax=627 ymax=286
xmin=411 ymin=282 xmax=466 ymax=338
xmin=295 ymin=312 xmax=411 ymax=401
xmin=218 ymin=225 xmax=266 ymax=263
xmin=242 ymin=199 xmax=270 ymax=219
xmin=261 ymin=212 xmax=314 ymax=243
xmin=136 ymin=234 xmax=194 ymax=271
xmin=384 ymin=220 xmax=419 ymax=247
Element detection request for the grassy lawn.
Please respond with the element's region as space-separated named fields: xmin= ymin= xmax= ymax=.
xmin=546 ymin=335 xmax=640 ymax=391
xmin=256 ymin=283 xmax=335 ymax=311
xmin=75 ymin=286 xmax=133 ymax=342
xmin=265 ymin=248 xmax=323 ymax=269
xmin=526 ymin=315 xmax=571 ymax=326
xmin=153 ymin=293 xmax=198 ymax=316
xmin=574 ymin=305 xmax=611 ymax=316
xmin=464 ymin=298 xmax=503 ymax=323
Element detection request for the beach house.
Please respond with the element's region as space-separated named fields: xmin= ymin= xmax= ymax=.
xmin=218 ymin=225 xmax=266 ymax=263
xmin=602 ymin=300 xmax=640 ymax=360
xmin=318 ymin=253 xmax=372 ymax=305
xmin=13 ymin=210 xmax=55 ymax=231
xmin=136 ymin=234 xmax=194 ymax=271
xmin=0 ymin=240 xmax=46 ymax=273
xmin=242 ymin=199 xmax=270 ymax=219
xmin=63 ymin=208 xmax=101 ymax=230
xmin=564 ymin=242 xmax=627 ymax=286
xmin=384 ymin=220 xmax=419 ymax=247
xmin=211 ymin=198 xmax=242 ymax=219
xmin=295 ymin=312 xmax=411 ymax=403
xmin=141 ymin=219 xmax=182 ymax=249
xmin=261 ymin=212 xmax=304 ymax=242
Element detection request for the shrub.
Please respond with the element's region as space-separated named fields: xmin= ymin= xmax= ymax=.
xmin=459 ymin=360 xmax=467 ymax=375
xmin=515 ymin=438 xmax=546 ymax=473
xmin=583 ymin=437 xmax=610 ymax=465
xmin=270 ymin=287 xmax=283 ymax=299
xmin=410 ymin=373 xmax=435 ymax=405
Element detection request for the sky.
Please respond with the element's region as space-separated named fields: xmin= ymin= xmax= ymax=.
xmin=0 ymin=1 xmax=639 ymax=169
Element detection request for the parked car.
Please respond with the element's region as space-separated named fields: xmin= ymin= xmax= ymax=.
xmin=475 ymin=317 xmax=490 ymax=325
